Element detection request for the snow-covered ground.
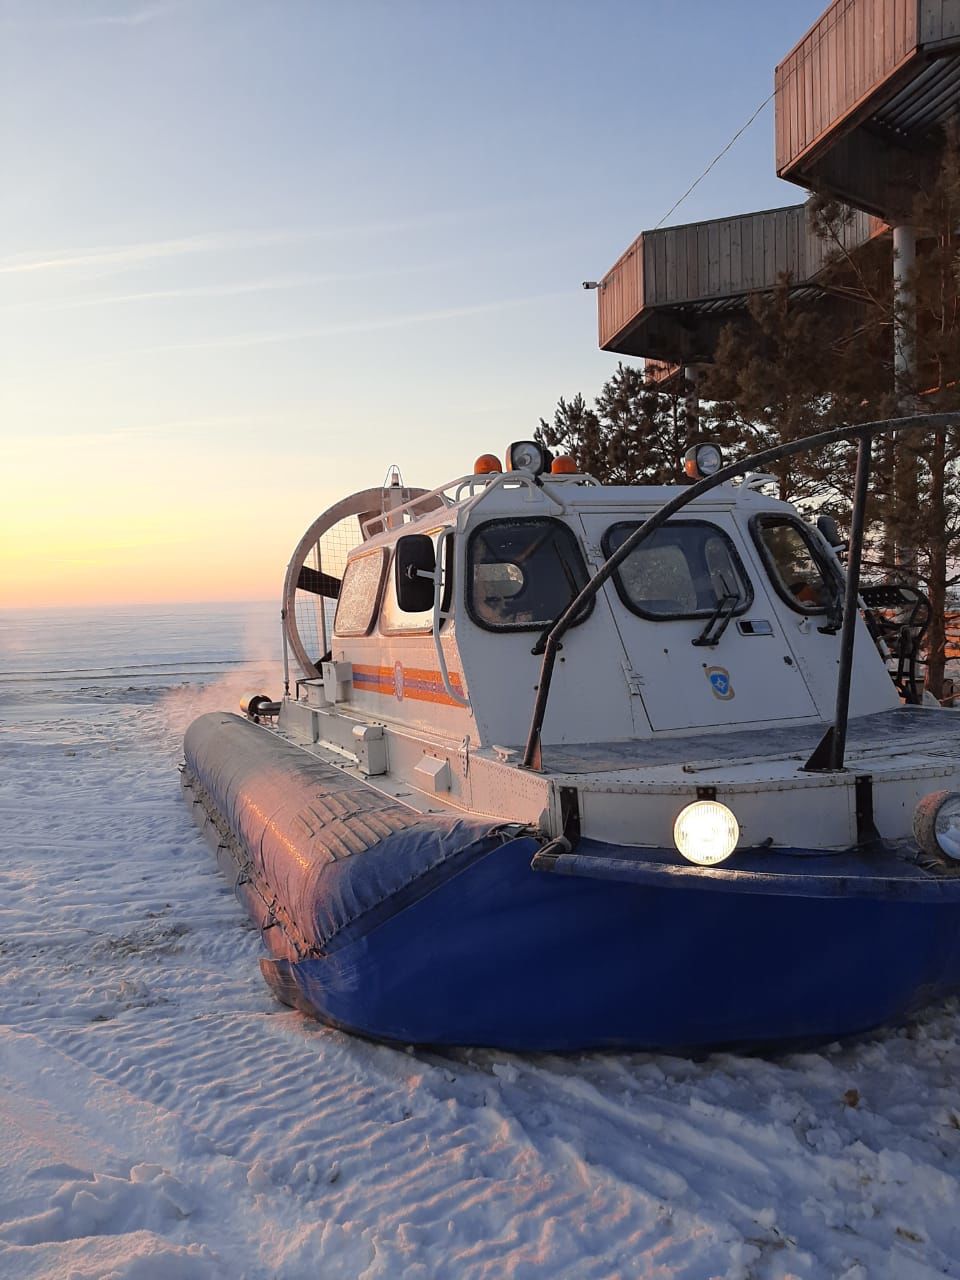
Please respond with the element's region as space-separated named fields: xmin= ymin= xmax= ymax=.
xmin=2 ymin=604 xmax=959 ymax=1280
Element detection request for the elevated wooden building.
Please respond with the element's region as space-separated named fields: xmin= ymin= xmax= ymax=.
xmin=776 ymin=0 xmax=960 ymax=222
xmin=598 ymin=202 xmax=883 ymax=364
xmin=595 ymin=0 xmax=960 ymax=378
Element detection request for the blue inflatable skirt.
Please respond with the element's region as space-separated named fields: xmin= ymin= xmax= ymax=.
xmin=183 ymin=713 xmax=960 ymax=1052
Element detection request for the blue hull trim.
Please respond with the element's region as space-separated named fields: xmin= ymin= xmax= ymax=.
xmin=258 ymin=834 xmax=960 ymax=1051
xmin=183 ymin=713 xmax=960 ymax=1052
xmin=537 ymin=839 xmax=960 ymax=901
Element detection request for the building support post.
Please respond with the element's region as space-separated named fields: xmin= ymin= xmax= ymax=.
xmin=893 ymin=224 xmax=917 ymax=400
xmin=684 ymin=364 xmax=701 ymax=433
xmin=892 ymin=224 xmax=918 ymax=573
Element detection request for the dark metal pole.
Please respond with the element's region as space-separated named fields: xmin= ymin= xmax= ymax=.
xmin=829 ymin=431 xmax=872 ymax=771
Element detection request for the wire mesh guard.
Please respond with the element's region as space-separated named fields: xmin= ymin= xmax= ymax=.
xmin=282 ymin=486 xmax=433 ymax=680
xmin=293 ymin=516 xmax=357 ymax=671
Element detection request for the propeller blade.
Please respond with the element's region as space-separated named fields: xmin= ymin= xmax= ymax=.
xmin=297 ymin=566 xmax=341 ymax=597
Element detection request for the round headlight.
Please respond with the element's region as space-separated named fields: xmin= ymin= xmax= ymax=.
xmin=673 ymin=800 xmax=739 ymax=866
xmin=913 ymin=790 xmax=960 ymax=861
xmin=507 ymin=440 xmax=552 ymax=476
xmin=683 ymin=442 xmax=724 ymax=480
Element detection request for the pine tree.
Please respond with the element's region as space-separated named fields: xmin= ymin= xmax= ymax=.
xmin=536 ymin=362 xmax=709 ymax=485
xmin=702 ymin=125 xmax=960 ymax=698
xmin=894 ymin=120 xmax=960 ymax=694
xmin=539 ymin=131 xmax=960 ymax=697
xmin=704 ymin=286 xmax=856 ymax=508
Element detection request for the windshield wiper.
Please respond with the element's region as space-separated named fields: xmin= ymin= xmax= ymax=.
xmin=817 ymin=580 xmax=844 ymax=634
xmin=530 ymin=546 xmax=588 ymax=655
xmin=692 ymin=577 xmax=739 ymax=647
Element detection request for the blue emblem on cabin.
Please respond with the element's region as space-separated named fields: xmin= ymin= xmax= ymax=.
xmin=706 ymin=666 xmax=734 ymax=701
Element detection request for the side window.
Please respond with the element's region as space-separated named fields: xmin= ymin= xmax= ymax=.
xmin=333 ymin=548 xmax=388 ymax=636
xmin=380 ymin=531 xmax=454 ymax=634
xmin=467 ymin=518 xmax=592 ymax=632
xmin=603 ymin=520 xmax=752 ymax=619
xmin=751 ymin=516 xmax=833 ymax=614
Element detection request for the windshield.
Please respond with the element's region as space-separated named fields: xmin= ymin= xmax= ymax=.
xmin=751 ymin=516 xmax=834 ymax=614
xmin=603 ymin=520 xmax=752 ymax=619
xmin=468 ymin=518 xmax=593 ymax=631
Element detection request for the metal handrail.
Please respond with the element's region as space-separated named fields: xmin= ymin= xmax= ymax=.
xmin=360 ymin=482 xmax=462 ymax=538
xmin=431 ymin=540 xmax=470 ymax=710
xmin=358 ymin=468 xmax=589 ymax=538
xmin=521 ymin=412 xmax=960 ymax=772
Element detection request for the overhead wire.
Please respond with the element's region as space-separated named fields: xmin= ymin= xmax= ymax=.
xmin=651 ymin=0 xmax=860 ymax=231
xmin=653 ymin=94 xmax=774 ymax=229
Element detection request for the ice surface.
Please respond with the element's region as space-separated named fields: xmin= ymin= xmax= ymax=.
xmin=1 ymin=604 xmax=959 ymax=1278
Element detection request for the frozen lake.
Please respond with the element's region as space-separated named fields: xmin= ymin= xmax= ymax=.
xmin=1 ymin=604 xmax=959 ymax=1279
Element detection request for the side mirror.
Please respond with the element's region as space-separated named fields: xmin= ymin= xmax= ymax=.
xmin=395 ymin=534 xmax=436 ymax=612
xmin=817 ymin=514 xmax=847 ymax=550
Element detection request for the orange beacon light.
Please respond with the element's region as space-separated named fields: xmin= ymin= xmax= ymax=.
xmin=551 ymin=455 xmax=577 ymax=474
xmin=474 ymin=453 xmax=503 ymax=475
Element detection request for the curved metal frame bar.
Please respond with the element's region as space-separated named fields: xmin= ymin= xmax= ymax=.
xmin=431 ymin=535 xmax=470 ymax=709
xmin=282 ymin=487 xmax=424 ymax=682
xmin=521 ymin=412 xmax=960 ymax=772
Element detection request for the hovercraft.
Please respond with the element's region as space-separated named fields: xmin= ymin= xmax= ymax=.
xmin=183 ymin=415 xmax=960 ymax=1052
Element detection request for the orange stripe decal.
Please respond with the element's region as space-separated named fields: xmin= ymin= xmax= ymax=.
xmin=352 ymin=662 xmax=465 ymax=707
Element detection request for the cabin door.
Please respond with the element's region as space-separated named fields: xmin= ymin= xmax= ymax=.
xmin=578 ymin=514 xmax=820 ymax=732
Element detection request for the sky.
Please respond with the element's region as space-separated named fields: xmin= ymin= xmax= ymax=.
xmin=0 ymin=0 xmax=830 ymax=608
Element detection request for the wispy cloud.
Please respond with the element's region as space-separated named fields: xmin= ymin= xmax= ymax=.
xmin=0 ymin=230 xmax=298 ymax=277
xmin=0 ymin=262 xmax=458 ymax=313
xmin=3 ymin=2 xmax=189 ymax=31
xmin=1 ymin=273 xmax=343 ymax=311
xmin=0 ymin=415 xmax=267 ymax=454
xmin=135 ymin=291 xmax=574 ymax=354
xmin=0 ymin=201 xmax=557 ymax=280
xmin=69 ymin=3 xmax=184 ymax=26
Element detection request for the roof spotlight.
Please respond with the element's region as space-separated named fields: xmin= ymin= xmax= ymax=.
xmin=913 ymin=790 xmax=960 ymax=862
xmin=507 ymin=440 xmax=553 ymax=476
xmin=683 ymin=442 xmax=724 ymax=481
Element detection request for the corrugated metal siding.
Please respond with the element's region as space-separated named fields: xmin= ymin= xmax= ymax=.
xmin=776 ymin=0 xmax=919 ymax=174
xmin=874 ymin=50 xmax=960 ymax=131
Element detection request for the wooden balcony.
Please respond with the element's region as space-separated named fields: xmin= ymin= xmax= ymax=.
xmin=598 ymin=203 xmax=883 ymax=361
xmin=775 ymin=0 xmax=960 ymax=219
